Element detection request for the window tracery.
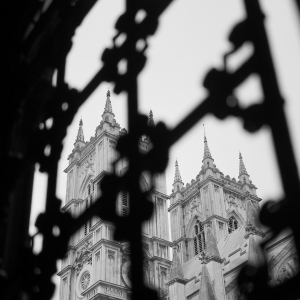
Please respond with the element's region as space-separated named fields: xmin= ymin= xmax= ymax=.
xmin=193 ymin=221 xmax=206 ymax=255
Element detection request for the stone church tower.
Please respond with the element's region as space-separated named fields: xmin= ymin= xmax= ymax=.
xmin=58 ymin=92 xmax=298 ymax=300
xmin=57 ymin=91 xmax=171 ymax=300
xmin=167 ymin=134 xmax=297 ymax=300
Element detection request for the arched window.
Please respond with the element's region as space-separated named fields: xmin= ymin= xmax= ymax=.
xmin=228 ymin=216 xmax=238 ymax=234
xmin=193 ymin=221 xmax=206 ymax=255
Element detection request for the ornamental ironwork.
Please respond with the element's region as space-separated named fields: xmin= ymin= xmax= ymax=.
xmin=1 ymin=1 xmax=300 ymax=300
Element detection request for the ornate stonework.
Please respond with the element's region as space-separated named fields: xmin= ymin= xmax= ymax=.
xmin=74 ymin=240 xmax=93 ymax=275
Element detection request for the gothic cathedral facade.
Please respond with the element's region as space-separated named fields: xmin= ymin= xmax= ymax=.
xmin=58 ymin=92 xmax=297 ymax=300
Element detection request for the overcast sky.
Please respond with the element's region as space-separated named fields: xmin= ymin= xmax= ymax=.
xmin=29 ymin=1 xmax=300 ymax=299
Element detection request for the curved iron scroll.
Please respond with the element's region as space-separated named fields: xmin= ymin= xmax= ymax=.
xmin=1 ymin=0 xmax=300 ymax=300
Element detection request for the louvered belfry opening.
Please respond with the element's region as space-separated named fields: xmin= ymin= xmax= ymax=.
xmin=122 ymin=190 xmax=129 ymax=216
xmin=2 ymin=1 xmax=300 ymax=300
xmin=228 ymin=216 xmax=238 ymax=234
xmin=194 ymin=221 xmax=206 ymax=256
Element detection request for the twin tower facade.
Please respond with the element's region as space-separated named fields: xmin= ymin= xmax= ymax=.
xmin=58 ymin=92 xmax=297 ymax=300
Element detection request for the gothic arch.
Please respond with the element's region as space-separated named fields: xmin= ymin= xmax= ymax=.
xmin=79 ymin=174 xmax=94 ymax=200
xmin=226 ymin=208 xmax=245 ymax=227
xmin=186 ymin=213 xmax=205 ymax=239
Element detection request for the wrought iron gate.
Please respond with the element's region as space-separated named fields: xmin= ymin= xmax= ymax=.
xmin=1 ymin=0 xmax=300 ymax=299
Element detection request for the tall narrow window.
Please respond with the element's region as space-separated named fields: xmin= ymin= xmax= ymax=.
xmin=84 ymin=198 xmax=88 ymax=235
xmin=228 ymin=216 xmax=238 ymax=234
xmin=85 ymin=183 xmax=93 ymax=235
xmin=122 ymin=190 xmax=129 ymax=216
xmin=193 ymin=221 xmax=206 ymax=256
xmin=89 ymin=184 xmax=94 ymax=230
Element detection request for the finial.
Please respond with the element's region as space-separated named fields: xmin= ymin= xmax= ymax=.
xmin=202 ymin=126 xmax=213 ymax=161
xmin=174 ymin=159 xmax=183 ymax=184
xmin=103 ymin=89 xmax=113 ymax=114
xmin=148 ymin=109 xmax=155 ymax=127
xmin=76 ymin=117 xmax=85 ymax=142
xmin=239 ymin=151 xmax=249 ymax=177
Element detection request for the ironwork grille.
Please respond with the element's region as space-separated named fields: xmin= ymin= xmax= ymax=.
xmin=2 ymin=1 xmax=300 ymax=300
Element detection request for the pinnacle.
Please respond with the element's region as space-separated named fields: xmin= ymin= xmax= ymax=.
xmin=174 ymin=159 xmax=183 ymax=184
xmin=76 ymin=118 xmax=84 ymax=142
xmin=148 ymin=109 xmax=155 ymax=127
xmin=103 ymin=89 xmax=114 ymax=114
xmin=239 ymin=151 xmax=249 ymax=176
xmin=205 ymin=223 xmax=221 ymax=260
xmin=203 ymin=133 xmax=213 ymax=161
xmin=170 ymin=248 xmax=184 ymax=280
xmin=199 ymin=264 xmax=217 ymax=300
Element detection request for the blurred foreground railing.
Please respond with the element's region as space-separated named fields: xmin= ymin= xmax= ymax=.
xmin=1 ymin=0 xmax=300 ymax=299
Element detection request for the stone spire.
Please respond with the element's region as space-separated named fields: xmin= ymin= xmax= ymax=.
xmin=102 ymin=89 xmax=115 ymax=123
xmin=148 ymin=109 xmax=155 ymax=127
xmin=76 ymin=118 xmax=84 ymax=142
xmin=198 ymin=264 xmax=217 ymax=300
xmin=203 ymin=135 xmax=213 ymax=160
xmin=104 ymin=89 xmax=113 ymax=114
xmin=205 ymin=222 xmax=222 ymax=262
xmin=174 ymin=159 xmax=183 ymax=184
xmin=170 ymin=247 xmax=184 ymax=280
xmin=239 ymin=151 xmax=248 ymax=176
xmin=202 ymin=128 xmax=214 ymax=169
